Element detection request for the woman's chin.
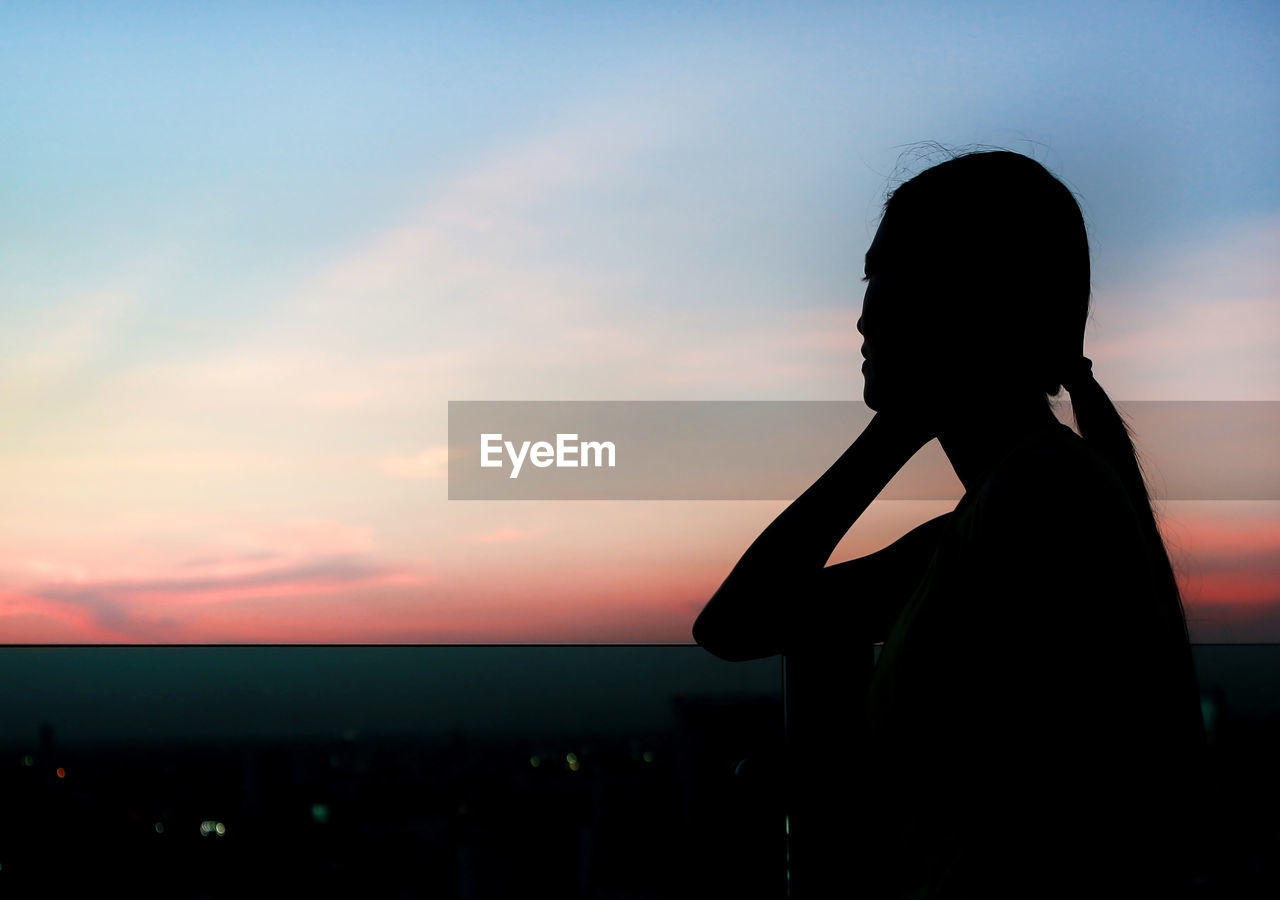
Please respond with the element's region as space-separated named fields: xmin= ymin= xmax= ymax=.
xmin=863 ymin=381 xmax=919 ymax=418
xmin=862 ymin=375 xmax=888 ymax=411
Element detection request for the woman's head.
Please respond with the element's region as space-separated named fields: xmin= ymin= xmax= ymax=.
xmin=858 ymin=150 xmax=1091 ymax=420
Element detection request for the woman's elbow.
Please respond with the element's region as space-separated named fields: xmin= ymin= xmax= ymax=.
xmin=692 ymin=614 xmax=733 ymax=660
xmin=691 ymin=612 xmax=725 ymax=656
xmin=693 ymin=612 xmax=779 ymax=662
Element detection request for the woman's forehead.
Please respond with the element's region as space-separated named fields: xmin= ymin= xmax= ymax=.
xmin=868 ymin=203 xmax=921 ymax=252
xmin=865 ymin=221 xmax=895 ymax=268
xmin=867 ymin=205 xmax=970 ymax=272
xmin=866 ymin=216 xmax=918 ymax=270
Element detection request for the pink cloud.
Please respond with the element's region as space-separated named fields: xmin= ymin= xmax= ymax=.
xmin=464 ymin=526 xmax=548 ymax=544
xmin=7 ymin=552 xmax=433 ymax=642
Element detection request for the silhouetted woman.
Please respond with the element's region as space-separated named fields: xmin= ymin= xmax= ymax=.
xmin=693 ymin=150 xmax=1207 ymax=898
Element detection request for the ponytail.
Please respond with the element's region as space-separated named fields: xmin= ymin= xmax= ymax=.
xmin=1060 ymin=361 xmax=1190 ymax=647
xmin=1062 ymin=362 xmax=1208 ymax=775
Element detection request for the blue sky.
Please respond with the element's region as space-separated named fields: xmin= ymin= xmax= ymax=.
xmin=0 ymin=1 xmax=1276 ymax=641
xmin=5 ymin=1 xmax=1275 ymax=302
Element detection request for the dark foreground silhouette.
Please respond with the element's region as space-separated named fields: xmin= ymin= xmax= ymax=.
xmin=694 ymin=149 xmax=1208 ymax=898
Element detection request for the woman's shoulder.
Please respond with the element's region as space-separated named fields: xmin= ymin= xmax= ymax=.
xmin=959 ymin=420 xmax=1156 ymax=643
xmin=973 ymin=420 xmax=1139 ymax=544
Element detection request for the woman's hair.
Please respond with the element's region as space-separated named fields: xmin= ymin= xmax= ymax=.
xmin=882 ymin=146 xmax=1205 ymax=755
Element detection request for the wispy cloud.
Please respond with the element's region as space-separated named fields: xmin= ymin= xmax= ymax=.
xmin=7 ymin=552 xmax=431 ymax=642
xmin=1089 ymin=212 xmax=1280 ymax=400
xmin=0 ymin=287 xmax=142 ymax=406
xmin=379 ymin=446 xmax=454 ymax=479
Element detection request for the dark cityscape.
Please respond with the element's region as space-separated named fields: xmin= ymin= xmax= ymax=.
xmin=0 ymin=645 xmax=1277 ymax=897
xmin=0 ymin=647 xmax=787 ymax=897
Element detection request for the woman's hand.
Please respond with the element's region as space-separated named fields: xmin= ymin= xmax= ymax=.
xmin=693 ymin=407 xmax=936 ymax=660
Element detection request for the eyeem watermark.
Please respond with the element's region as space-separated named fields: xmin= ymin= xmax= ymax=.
xmin=480 ymin=433 xmax=616 ymax=479
xmin=449 ymin=400 xmax=1280 ymax=500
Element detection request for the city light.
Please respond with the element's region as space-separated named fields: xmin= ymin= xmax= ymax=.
xmin=311 ymin=804 xmax=330 ymax=824
xmin=530 ymin=755 xmax=542 ymax=767
xmin=55 ymin=767 xmax=66 ymax=779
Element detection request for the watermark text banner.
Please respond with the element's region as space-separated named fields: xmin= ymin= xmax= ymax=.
xmin=447 ymin=401 xmax=1280 ymax=501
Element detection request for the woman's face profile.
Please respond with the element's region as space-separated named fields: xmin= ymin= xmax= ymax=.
xmin=857 ymin=208 xmax=954 ymax=417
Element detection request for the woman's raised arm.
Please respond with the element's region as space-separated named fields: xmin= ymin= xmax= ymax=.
xmin=692 ymin=411 xmax=939 ymax=661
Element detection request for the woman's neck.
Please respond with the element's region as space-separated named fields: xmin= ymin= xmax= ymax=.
xmin=936 ymin=396 xmax=1061 ymax=495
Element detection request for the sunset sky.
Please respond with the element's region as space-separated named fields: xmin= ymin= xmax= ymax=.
xmin=1 ymin=1 xmax=1276 ymax=643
